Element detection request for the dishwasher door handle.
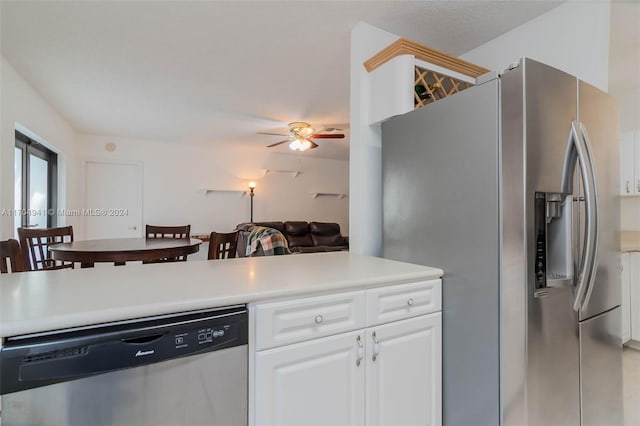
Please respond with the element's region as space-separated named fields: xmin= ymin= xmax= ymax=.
xmin=121 ymin=333 xmax=166 ymax=345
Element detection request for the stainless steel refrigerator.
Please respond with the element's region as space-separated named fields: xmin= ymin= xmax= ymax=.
xmin=382 ymin=58 xmax=622 ymax=426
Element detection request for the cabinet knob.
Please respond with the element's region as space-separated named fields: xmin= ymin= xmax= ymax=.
xmin=314 ymin=315 xmax=324 ymax=324
xmin=407 ymin=298 xmax=414 ymax=307
xmin=356 ymin=335 xmax=363 ymax=366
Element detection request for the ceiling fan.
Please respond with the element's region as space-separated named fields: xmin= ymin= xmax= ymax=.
xmin=257 ymin=122 xmax=345 ymax=151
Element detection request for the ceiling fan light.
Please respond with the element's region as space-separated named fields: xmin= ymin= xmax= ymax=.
xmin=289 ymin=139 xmax=302 ymax=150
xmin=300 ymin=140 xmax=312 ymax=151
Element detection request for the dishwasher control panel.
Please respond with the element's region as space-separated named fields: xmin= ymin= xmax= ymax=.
xmin=174 ymin=323 xmax=237 ymax=349
xmin=1 ymin=306 xmax=248 ymax=395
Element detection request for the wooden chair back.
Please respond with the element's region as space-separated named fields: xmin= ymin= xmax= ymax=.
xmin=17 ymin=226 xmax=74 ymax=271
xmin=145 ymin=225 xmax=191 ymax=239
xmin=0 ymin=239 xmax=25 ymax=273
xmin=208 ymin=231 xmax=239 ymax=260
xmin=144 ymin=225 xmax=191 ymax=263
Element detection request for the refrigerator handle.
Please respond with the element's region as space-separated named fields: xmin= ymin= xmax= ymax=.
xmin=576 ymin=122 xmax=600 ymax=311
xmin=561 ymin=122 xmax=599 ymax=312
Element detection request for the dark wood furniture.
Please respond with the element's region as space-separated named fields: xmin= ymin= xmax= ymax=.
xmin=208 ymin=231 xmax=239 ymax=260
xmin=0 ymin=239 xmax=25 ymax=273
xmin=49 ymin=238 xmax=202 ymax=268
xmin=145 ymin=225 xmax=191 ymax=263
xmin=236 ymin=221 xmax=348 ymax=256
xmin=18 ymin=226 xmax=74 ymax=271
xmin=145 ymin=225 xmax=191 ymax=239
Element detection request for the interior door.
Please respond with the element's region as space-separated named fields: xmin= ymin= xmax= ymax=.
xmin=85 ymin=161 xmax=142 ymax=239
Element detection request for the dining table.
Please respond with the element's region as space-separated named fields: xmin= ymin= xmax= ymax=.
xmin=49 ymin=237 xmax=202 ymax=268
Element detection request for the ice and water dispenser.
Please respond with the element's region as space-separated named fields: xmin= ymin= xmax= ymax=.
xmin=534 ymin=191 xmax=574 ymax=296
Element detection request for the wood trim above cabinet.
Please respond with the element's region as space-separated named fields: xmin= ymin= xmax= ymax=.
xmin=364 ymin=37 xmax=490 ymax=78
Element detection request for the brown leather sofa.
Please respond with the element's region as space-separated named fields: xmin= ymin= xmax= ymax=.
xmin=236 ymin=221 xmax=349 ymax=256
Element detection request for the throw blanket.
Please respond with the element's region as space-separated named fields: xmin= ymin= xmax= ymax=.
xmin=246 ymin=226 xmax=291 ymax=256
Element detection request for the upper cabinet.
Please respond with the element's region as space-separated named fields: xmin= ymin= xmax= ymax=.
xmin=364 ymin=38 xmax=490 ymax=125
xmin=620 ymin=131 xmax=640 ymax=196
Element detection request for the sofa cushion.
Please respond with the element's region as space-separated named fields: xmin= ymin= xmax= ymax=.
xmin=282 ymin=221 xmax=313 ymax=248
xmin=284 ymin=221 xmax=309 ymax=236
xmin=309 ymin=222 xmax=344 ymax=246
xmin=298 ymin=245 xmax=347 ymax=253
xmin=254 ymin=221 xmax=285 ymax=234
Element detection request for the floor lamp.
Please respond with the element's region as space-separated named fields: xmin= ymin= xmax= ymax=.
xmin=248 ymin=181 xmax=256 ymax=222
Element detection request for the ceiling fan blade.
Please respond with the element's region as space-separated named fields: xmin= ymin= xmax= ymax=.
xmin=267 ymin=139 xmax=291 ymax=148
xmin=310 ymin=133 xmax=345 ymax=139
xmin=257 ymin=131 xmax=289 ymax=136
xmin=305 ymin=138 xmax=320 ymax=149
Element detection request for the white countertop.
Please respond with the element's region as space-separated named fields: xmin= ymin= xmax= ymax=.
xmin=0 ymin=252 xmax=442 ymax=338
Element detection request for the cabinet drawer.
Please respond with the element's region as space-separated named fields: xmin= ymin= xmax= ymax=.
xmin=366 ymin=280 xmax=441 ymax=326
xmin=255 ymin=291 xmax=366 ymax=350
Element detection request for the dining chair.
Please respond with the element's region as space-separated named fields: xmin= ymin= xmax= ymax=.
xmin=0 ymin=239 xmax=25 ymax=273
xmin=144 ymin=224 xmax=191 ymax=263
xmin=17 ymin=226 xmax=74 ymax=271
xmin=208 ymin=231 xmax=239 ymax=260
xmin=145 ymin=225 xmax=191 ymax=239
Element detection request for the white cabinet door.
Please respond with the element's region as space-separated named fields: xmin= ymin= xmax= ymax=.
xmin=255 ymin=330 xmax=365 ymax=426
xmin=630 ymin=253 xmax=640 ymax=341
xmin=255 ymin=291 xmax=366 ymax=350
xmin=365 ymin=313 xmax=442 ymax=426
xmin=366 ymin=279 xmax=442 ymax=327
xmin=620 ymin=132 xmax=635 ymax=196
xmin=622 ymin=253 xmax=631 ymax=343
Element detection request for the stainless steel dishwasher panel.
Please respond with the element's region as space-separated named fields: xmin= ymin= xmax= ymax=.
xmin=2 ymin=345 xmax=247 ymax=426
xmin=1 ymin=306 xmax=248 ymax=426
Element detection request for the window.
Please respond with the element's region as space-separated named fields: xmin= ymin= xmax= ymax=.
xmin=15 ymin=130 xmax=58 ymax=230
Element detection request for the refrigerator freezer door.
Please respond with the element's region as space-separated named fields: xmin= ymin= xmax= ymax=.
xmin=577 ymin=81 xmax=621 ymax=321
xmin=522 ymin=59 xmax=581 ymax=425
xmin=579 ymin=307 xmax=623 ymax=426
xmin=382 ymin=78 xmax=501 ymax=426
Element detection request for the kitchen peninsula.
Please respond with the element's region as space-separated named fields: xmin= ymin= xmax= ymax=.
xmin=1 ymin=252 xmax=443 ymax=425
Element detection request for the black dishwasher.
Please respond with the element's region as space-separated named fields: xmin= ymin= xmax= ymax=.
xmin=1 ymin=305 xmax=248 ymax=426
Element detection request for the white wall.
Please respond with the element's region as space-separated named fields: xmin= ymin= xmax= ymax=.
xmin=0 ymin=56 xmax=79 ymax=239
xmin=349 ymin=22 xmax=400 ymax=256
xmin=461 ymin=1 xmax=611 ymax=91
xmin=616 ymin=87 xmax=640 ymax=133
xmin=78 ymin=134 xmax=349 ymax=237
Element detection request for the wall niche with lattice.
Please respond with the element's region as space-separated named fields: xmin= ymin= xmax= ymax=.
xmin=414 ymin=66 xmax=474 ymax=109
xmin=365 ymin=38 xmax=489 ymax=124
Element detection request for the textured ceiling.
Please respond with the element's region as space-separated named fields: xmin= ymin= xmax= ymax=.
xmin=1 ymin=1 xmax=563 ymax=159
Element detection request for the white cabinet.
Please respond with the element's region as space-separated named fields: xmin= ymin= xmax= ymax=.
xmin=366 ymin=280 xmax=441 ymax=326
xmin=620 ymin=131 xmax=640 ymax=196
xmin=254 ymin=330 xmax=365 ymax=426
xmin=254 ymin=291 xmax=366 ymax=350
xmin=622 ymin=253 xmax=631 ymax=343
xmin=251 ymin=280 xmax=443 ymax=426
xmin=365 ymin=314 xmax=442 ymax=426
xmin=630 ymin=253 xmax=640 ymax=342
